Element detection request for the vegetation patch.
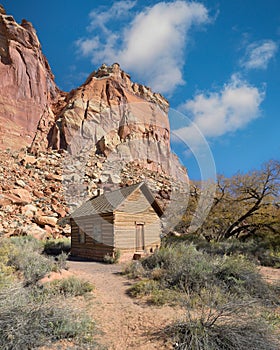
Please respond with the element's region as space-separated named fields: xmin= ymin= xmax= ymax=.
xmin=43 ymin=237 xmax=71 ymax=256
xmin=125 ymin=244 xmax=274 ymax=305
xmin=168 ymin=315 xmax=278 ymax=350
xmin=103 ymin=249 xmax=121 ymax=264
xmin=0 ymin=236 xmax=101 ymax=349
xmin=0 ymin=283 xmax=97 ymax=350
xmin=124 ymin=243 xmax=280 ymax=347
xmin=45 ymin=276 xmax=94 ymax=297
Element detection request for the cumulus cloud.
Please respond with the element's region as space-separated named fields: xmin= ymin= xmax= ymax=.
xmin=75 ymin=1 xmax=210 ymax=94
xmin=175 ymin=75 xmax=265 ymax=146
xmin=241 ymin=40 xmax=278 ymax=70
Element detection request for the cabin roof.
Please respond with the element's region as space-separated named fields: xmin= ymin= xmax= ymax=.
xmin=71 ymin=182 xmax=163 ymax=219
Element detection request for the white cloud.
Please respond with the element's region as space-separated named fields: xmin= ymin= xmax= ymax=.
xmin=76 ymin=38 xmax=100 ymax=56
xmin=241 ymin=40 xmax=278 ymax=70
xmin=175 ymin=75 xmax=265 ymax=146
xmin=87 ymin=1 xmax=137 ymax=35
xmin=75 ymin=1 xmax=210 ymax=94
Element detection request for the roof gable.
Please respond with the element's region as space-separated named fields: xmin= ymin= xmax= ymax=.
xmin=71 ymin=182 xmax=163 ymax=219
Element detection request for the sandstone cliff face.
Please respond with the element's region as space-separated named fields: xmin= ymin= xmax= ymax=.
xmin=0 ymin=8 xmax=61 ymax=150
xmin=46 ymin=63 xmax=186 ymax=181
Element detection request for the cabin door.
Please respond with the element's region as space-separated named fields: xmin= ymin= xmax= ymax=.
xmin=136 ymin=224 xmax=145 ymax=251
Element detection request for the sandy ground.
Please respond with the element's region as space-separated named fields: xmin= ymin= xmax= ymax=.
xmin=67 ymin=260 xmax=184 ymax=350
xmin=258 ymin=266 xmax=280 ymax=285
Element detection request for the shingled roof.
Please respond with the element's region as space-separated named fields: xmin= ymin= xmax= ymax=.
xmin=71 ymin=182 xmax=163 ymax=219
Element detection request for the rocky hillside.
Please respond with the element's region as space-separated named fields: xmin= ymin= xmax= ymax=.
xmin=0 ymin=147 xmax=187 ymax=239
xmin=0 ymin=148 xmax=69 ymax=239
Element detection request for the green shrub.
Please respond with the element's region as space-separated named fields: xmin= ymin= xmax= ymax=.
xmin=10 ymin=248 xmax=54 ymax=285
xmin=0 ymin=240 xmax=16 ymax=288
xmin=214 ymin=255 xmax=272 ymax=299
xmin=128 ymin=279 xmax=158 ymax=297
xmin=124 ymin=243 xmax=277 ymax=305
xmin=123 ymin=260 xmax=146 ymax=279
xmin=103 ymin=249 xmax=121 ymax=264
xmin=10 ymin=235 xmax=44 ymax=252
xmin=0 ymin=283 xmax=97 ymax=349
xmin=169 ymin=317 xmax=278 ymax=350
xmin=4 ymin=236 xmax=69 ymax=285
xmin=166 ymin=286 xmax=278 ymax=350
xmin=166 ymin=233 xmax=280 ymax=268
xmin=43 ymin=238 xmax=71 ymax=256
xmin=52 ymin=252 xmax=69 ymax=271
xmin=142 ymin=244 xmax=213 ymax=293
xmin=124 ymin=242 xmax=279 ymax=348
xmin=46 ymin=276 xmax=93 ymax=297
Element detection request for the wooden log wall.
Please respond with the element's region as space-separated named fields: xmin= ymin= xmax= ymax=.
xmin=70 ymin=214 xmax=114 ymax=261
xmin=114 ymin=188 xmax=161 ymax=251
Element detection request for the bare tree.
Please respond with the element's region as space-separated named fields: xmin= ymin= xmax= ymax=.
xmin=178 ymin=160 xmax=280 ymax=241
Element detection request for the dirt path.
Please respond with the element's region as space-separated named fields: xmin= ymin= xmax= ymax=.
xmin=259 ymin=266 xmax=280 ymax=285
xmin=67 ymin=260 xmax=183 ymax=350
xmin=66 ymin=262 xmax=280 ymax=349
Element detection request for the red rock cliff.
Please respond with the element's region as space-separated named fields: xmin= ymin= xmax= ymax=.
xmin=0 ymin=6 xmax=62 ymax=150
xmin=42 ymin=63 xmax=186 ymax=180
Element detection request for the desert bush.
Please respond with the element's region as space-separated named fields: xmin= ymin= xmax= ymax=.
xmin=128 ymin=279 xmax=158 ymax=297
xmin=166 ymin=232 xmax=280 ymax=268
xmin=46 ymin=276 xmax=93 ymax=297
xmin=10 ymin=235 xmax=44 ymax=252
xmin=51 ymin=252 xmax=69 ymax=271
xmin=125 ymin=242 xmax=279 ymax=347
xmin=214 ymin=254 xmax=273 ymax=301
xmin=44 ymin=237 xmax=71 ymax=256
xmin=166 ymin=286 xmax=279 ymax=350
xmin=142 ymin=244 xmax=213 ymax=293
xmin=123 ymin=260 xmax=146 ymax=279
xmin=125 ymin=244 xmax=277 ymax=305
xmin=0 ymin=240 xmax=16 ymax=288
xmin=9 ymin=247 xmax=54 ymax=284
xmin=0 ymin=283 xmax=97 ymax=349
xmin=4 ymin=236 xmax=69 ymax=285
xmin=169 ymin=316 xmax=278 ymax=350
xmin=103 ymin=249 xmax=121 ymax=264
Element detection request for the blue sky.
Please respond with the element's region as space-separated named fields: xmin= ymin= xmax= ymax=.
xmin=2 ymin=0 xmax=280 ymax=180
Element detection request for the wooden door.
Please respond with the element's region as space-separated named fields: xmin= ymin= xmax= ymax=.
xmin=136 ymin=224 xmax=144 ymax=251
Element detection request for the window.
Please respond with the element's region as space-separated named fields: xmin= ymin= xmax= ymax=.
xmin=93 ymin=223 xmax=102 ymax=242
xmin=79 ymin=229 xmax=86 ymax=244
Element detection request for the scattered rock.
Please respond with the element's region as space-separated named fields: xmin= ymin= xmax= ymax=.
xmin=45 ymin=173 xmax=62 ymax=181
xmin=12 ymin=223 xmax=49 ymax=240
xmin=15 ymin=179 xmax=26 ymax=188
xmin=0 ymin=196 xmax=12 ymax=207
xmin=35 ymin=215 xmax=58 ymax=227
xmin=21 ymin=204 xmax=37 ymax=218
xmin=20 ymin=155 xmax=37 ymax=165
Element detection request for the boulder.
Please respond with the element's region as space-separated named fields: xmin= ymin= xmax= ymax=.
xmin=5 ymin=188 xmax=32 ymax=204
xmin=35 ymin=215 xmax=57 ymax=227
xmin=13 ymin=223 xmax=49 ymax=240
xmin=21 ymin=204 xmax=37 ymax=217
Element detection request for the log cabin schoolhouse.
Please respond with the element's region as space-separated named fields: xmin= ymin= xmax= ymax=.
xmin=70 ymin=182 xmax=163 ymax=261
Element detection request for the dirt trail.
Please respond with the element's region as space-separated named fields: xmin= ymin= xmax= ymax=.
xmin=67 ymin=260 xmax=183 ymax=350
